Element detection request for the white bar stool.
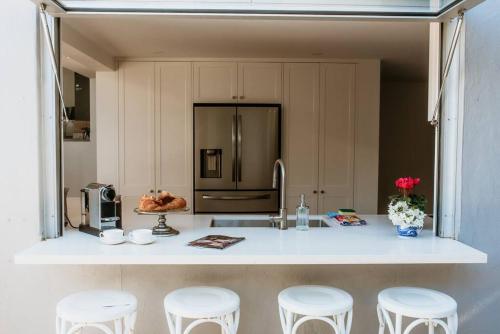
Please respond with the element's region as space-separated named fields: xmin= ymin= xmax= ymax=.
xmin=377 ymin=287 xmax=458 ymax=334
xmin=56 ymin=290 xmax=137 ymax=334
xmin=278 ymin=285 xmax=353 ymax=334
xmin=164 ymin=286 xmax=240 ymax=334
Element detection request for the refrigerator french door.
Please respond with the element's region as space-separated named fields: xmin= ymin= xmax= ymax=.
xmin=194 ymin=104 xmax=281 ymax=213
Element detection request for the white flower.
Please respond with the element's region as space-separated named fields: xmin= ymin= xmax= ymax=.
xmin=388 ymin=200 xmax=425 ymax=229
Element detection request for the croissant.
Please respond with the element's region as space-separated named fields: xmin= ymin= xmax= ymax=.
xmin=138 ymin=195 xmax=160 ymax=211
xmin=138 ymin=192 xmax=187 ymax=212
xmin=156 ymin=197 xmax=187 ymax=211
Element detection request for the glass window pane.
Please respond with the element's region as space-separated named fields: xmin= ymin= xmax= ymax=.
xmin=56 ymin=0 xmax=468 ymax=16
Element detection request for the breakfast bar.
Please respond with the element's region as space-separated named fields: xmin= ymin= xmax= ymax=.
xmin=14 ymin=215 xmax=487 ymax=265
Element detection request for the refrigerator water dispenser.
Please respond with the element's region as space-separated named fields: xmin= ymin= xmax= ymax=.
xmin=200 ymin=149 xmax=222 ymax=178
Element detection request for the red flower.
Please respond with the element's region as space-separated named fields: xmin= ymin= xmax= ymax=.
xmin=395 ymin=177 xmax=421 ymax=190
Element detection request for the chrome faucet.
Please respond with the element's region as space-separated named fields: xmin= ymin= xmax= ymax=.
xmin=270 ymin=159 xmax=287 ymax=230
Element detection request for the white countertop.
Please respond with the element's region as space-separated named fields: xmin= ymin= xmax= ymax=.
xmin=14 ymin=215 xmax=487 ymax=265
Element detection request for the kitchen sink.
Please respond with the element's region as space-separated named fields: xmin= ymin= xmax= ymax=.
xmin=210 ymin=219 xmax=330 ymax=228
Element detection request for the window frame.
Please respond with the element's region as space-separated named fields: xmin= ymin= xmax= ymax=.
xmin=436 ymin=16 xmax=467 ymax=239
xmin=34 ymin=0 xmax=483 ymax=21
xmin=39 ymin=12 xmax=64 ymax=239
xmin=37 ymin=6 xmax=470 ymax=239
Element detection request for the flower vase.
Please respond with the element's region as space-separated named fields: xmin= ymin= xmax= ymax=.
xmin=396 ymin=225 xmax=421 ymax=238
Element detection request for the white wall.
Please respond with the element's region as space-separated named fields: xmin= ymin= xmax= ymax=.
xmin=0 ymin=2 xmax=494 ymax=334
xmin=0 ymin=3 xmax=120 ymax=333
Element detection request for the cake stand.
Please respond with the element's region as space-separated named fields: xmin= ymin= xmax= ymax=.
xmin=133 ymin=207 xmax=189 ymax=236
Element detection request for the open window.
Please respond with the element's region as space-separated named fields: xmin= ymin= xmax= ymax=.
xmin=37 ymin=0 xmax=483 ymax=19
xmin=34 ymin=0 xmax=484 ymax=239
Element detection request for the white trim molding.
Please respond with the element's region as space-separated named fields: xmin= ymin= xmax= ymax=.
xmin=438 ymin=16 xmax=466 ymax=239
xmin=39 ymin=12 xmax=62 ymax=239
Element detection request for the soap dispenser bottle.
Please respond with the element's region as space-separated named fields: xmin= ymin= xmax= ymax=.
xmin=296 ymin=194 xmax=310 ymax=231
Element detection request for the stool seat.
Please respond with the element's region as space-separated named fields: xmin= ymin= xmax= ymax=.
xmin=279 ymin=285 xmax=353 ymax=317
xmin=164 ymin=286 xmax=240 ymax=319
xmin=378 ymin=287 xmax=457 ymax=319
xmin=57 ymin=290 xmax=138 ymax=323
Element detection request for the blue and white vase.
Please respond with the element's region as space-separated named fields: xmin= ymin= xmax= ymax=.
xmin=396 ymin=225 xmax=421 ymax=237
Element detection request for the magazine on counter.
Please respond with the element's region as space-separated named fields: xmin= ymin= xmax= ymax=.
xmin=188 ymin=235 xmax=245 ymax=250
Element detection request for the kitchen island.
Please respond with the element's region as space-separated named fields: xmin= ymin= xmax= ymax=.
xmin=14 ymin=215 xmax=486 ymax=265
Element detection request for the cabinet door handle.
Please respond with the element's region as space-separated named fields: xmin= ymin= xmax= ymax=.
xmin=232 ymin=96 xmax=237 ymax=100
xmin=320 ymin=190 xmax=325 ymax=194
xmin=237 ymin=114 xmax=242 ymax=182
xmin=232 ymin=115 xmax=237 ymax=182
xmin=149 ymin=189 xmax=154 ymax=194
xmin=239 ymin=96 xmax=245 ymax=99
xmin=157 ymin=189 xmax=163 ymax=193
xmin=313 ymin=190 xmax=318 ymax=194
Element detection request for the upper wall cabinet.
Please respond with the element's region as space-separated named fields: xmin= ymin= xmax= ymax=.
xmin=237 ymin=63 xmax=282 ymax=103
xmin=193 ymin=62 xmax=238 ymax=103
xmin=193 ymin=62 xmax=282 ymax=103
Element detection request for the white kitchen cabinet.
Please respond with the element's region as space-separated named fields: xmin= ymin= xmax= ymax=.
xmin=118 ymin=61 xmax=156 ymax=196
xmin=155 ymin=62 xmax=193 ymax=204
xmin=119 ymin=61 xmax=192 ymax=203
xmin=193 ymin=62 xmax=238 ymax=103
xmin=284 ymin=62 xmax=360 ymax=214
xmin=318 ymin=63 xmax=356 ymax=213
xmin=283 ymin=63 xmax=320 ymax=213
xmin=238 ymin=62 xmax=282 ymax=103
xmin=193 ymin=61 xmax=282 ymax=103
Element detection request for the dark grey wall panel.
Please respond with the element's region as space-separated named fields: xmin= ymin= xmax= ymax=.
xmin=458 ymin=1 xmax=500 ymax=332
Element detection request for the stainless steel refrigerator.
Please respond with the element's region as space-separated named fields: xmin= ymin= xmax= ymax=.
xmin=194 ymin=104 xmax=281 ymax=213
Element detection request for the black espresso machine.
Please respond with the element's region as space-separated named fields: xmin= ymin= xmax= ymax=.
xmin=79 ymin=183 xmax=122 ymax=236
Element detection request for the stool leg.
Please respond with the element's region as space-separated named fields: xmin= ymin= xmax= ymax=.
xmin=60 ymin=319 xmax=67 ymax=334
xmin=220 ymin=315 xmax=229 ymax=334
xmin=279 ymin=305 xmax=293 ymax=334
xmin=175 ymin=315 xmax=182 ymax=334
xmin=346 ymin=310 xmax=353 ymax=334
xmin=223 ymin=311 xmax=239 ymax=334
xmin=285 ymin=310 xmax=293 ymax=334
xmin=377 ymin=305 xmax=385 ymax=334
xmin=220 ymin=316 xmax=225 ymax=334
xmin=165 ymin=311 xmax=176 ymax=334
xmin=124 ymin=312 xmax=137 ymax=334
xmin=395 ymin=314 xmax=403 ymax=334
xmin=114 ymin=318 xmax=123 ymax=334
xmin=233 ymin=309 xmax=240 ymax=334
xmin=428 ymin=320 xmax=435 ymax=334
xmin=447 ymin=313 xmax=458 ymax=334
xmin=335 ymin=312 xmax=346 ymax=334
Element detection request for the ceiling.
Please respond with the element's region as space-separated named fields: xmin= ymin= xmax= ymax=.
xmin=62 ymin=16 xmax=429 ymax=80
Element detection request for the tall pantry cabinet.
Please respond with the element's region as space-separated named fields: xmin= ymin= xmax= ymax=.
xmin=284 ymin=63 xmax=357 ymax=214
xmin=118 ymin=61 xmax=192 ymax=206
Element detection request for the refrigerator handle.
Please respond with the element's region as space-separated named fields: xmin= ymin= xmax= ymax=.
xmin=237 ymin=114 xmax=242 ymax=182
xmin=232 ymin=115 xmax=237 ymax=182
